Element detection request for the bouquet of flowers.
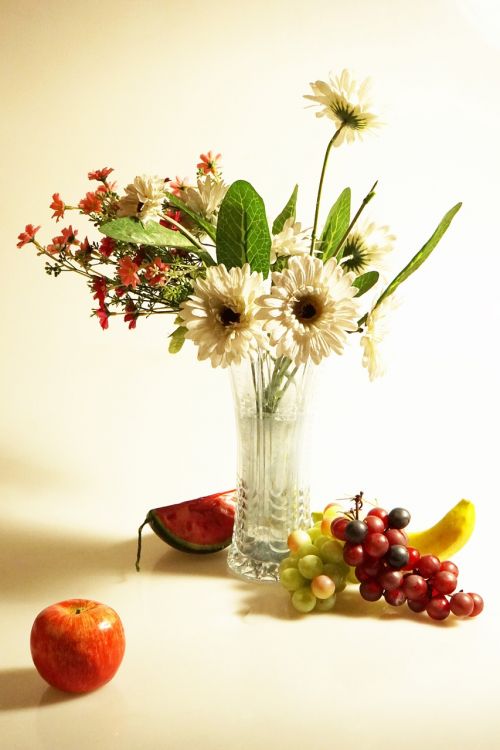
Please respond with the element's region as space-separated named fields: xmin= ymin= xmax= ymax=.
xmin=17 ymin=69 xmax=460 ymax=391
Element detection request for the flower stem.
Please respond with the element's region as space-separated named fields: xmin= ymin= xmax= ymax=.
xmin=332 ymin=179 xmax=378 ymax=260
xmin=310 ymin=126 xmax=345 ymax=255
xmin=160 ymin=213 xmax=207 ymax=253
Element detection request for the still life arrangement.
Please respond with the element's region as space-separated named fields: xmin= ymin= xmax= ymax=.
xmin=18 ymin=69 xmax=483 ymax=687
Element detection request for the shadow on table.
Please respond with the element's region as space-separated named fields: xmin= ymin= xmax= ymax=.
xmin=0 ymin=519 xmax=232 ymax=600
xmin=0 ymin=667 xmax=82 ymax=711
xmin=235 ymin=585 xmax=461 ymax=627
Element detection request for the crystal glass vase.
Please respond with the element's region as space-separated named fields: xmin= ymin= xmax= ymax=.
xmin=228 ymin=351 xmax=316 ymax=582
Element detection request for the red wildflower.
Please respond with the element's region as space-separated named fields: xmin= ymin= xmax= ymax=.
xmin=168 ymin=176 xmax=190 ymax=196
xmin=60 ymin=226 xmax=79 ymax=245
xmin=96 ymin=308 xmax=110 ymax=330
xmin=115 ymin=286 xmax=127 ymax=298
xmin=118 ymin=256 xmax=140 ymax=289
xmin=92 ymin=277 xmax=108 ymax=308
xmin=160 ymin=209 xmax=183 ymax=232
xmin=96 ymin=181 xmax=117 ymax=194
xmin=50 ymin=193 xmax=65 ymax=222
xmin=144 ymin=257 xmax=170 ymax=286
xmin=79 ymin=191 xmax=103 ymax=214
xmin=88 ymin=167 xmax=114 ymax=182
xmin=99 ymin=237 xmax=115 ymax=258
xmin=17 ymin=224 xmax=41 ymax=248
xmin=197 ymin=150 xmax=222 ymax=176
xmin=75 ymin=237 xmax=93 ymax=266
xmin=124 ymin=301 xmax=138 ymax=330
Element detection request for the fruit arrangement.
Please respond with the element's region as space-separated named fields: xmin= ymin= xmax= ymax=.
xmin=280 ymin=493 xmax=484 ymax=621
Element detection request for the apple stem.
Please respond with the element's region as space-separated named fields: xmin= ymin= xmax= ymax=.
xmin=135 ymin=519 xmax=149 ymax=572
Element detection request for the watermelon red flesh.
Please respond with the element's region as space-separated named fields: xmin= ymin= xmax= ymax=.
xmin=149 ymin=490 xmax=236 ymax=553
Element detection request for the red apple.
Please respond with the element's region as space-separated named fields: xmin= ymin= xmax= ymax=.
xmin=30 ymin=598 xmax=125 ymax=693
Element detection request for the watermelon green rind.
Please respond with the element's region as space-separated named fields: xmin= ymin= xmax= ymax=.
xmin=147 ymin=491 xmax=236 ymax=555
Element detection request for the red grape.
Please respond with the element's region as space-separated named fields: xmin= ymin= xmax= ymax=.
xmin=387 ymin=507 xmax=411 ymax=529
xmin=440 ymin=560 xmax=459 ymax=577
xmin=355 ymin=564 xmax=374 ymax=583
xmin=386 ymin=545 xmax=410 ymax=569
xmin=379 ymin=569 xmax=403 ymax=591
xmin=385 ymin=528 xmax=407 ymax=547
xmin=408 ymin=597 xmax=429 ymax=613
xmin=450 ymin=592 xmax=474 ymax=617
xmin=345 ymin=520 xmax=369 ymax=544
xmin=359 ymin=581 xmax=383 ymax=602
xmin=363 ymin=532 xmax=389 ymax=559
xmin=364 ymin=515 xmax=385 ymax=534
xmin=402 ymin=546 xmax=420 ymax=571
xmin=384 ymin=588 xmax=406 ymax=606
xmin=431 ymin=571 xmax=458 ymax=595
xmin=343 ymin=543 xmax=364 ymax=567
xmin=367 ymin=507 xmax=389 ymax=528
xmin=402 ymin=574 xmax=428 ymax=601
xmin=468 ymin=593 xmax=484 ymax=617
xmin=362 ymin=556 xmax=384 ymax=578
xmin=416 ymin=554 xmax=440 ymax=578
xmin=426 ymin=596 xmax=450 ymax=621
xmin=331 ymin=517 xmax=349 ymax=541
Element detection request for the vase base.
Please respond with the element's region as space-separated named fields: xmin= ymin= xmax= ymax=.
xmin=227 ymin=546 xmax=284 ymax=583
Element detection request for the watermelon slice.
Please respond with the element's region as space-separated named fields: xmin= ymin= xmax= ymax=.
xmin=135 ymin=490 xmax=236 ymax=570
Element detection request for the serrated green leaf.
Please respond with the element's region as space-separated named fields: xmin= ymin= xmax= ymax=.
xmin=100 ymin=217 xmax=196 ymax=249
xmin=164 ymin=192 xmax=217 ymax=242
xmin=353 ymin=271 xmax=379 ymax=297
xmin=374 ymin=202 xmax=462 ymax=310
xmin=272 ymin=184 xmax=298 ymax=235
xmin=319 ymin=188 xmax=351 ymax=261
xmin=216 ymin=180 xmax=271 ymax=277
xmin=168 ymin=325 xmax=188 ymax=354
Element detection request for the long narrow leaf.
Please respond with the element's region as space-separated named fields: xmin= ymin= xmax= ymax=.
xmin=374 ymin=202 xmax=462 ymax=310
xmin=353 ymin=271 xmax=379 ymax=297
xmin=272 ymin=185 xmax=298 ymax=235
xmin=164 ymin=192 xmax=217 ymax=242
xmin=320 ymin=188 xmax=351 ymax=261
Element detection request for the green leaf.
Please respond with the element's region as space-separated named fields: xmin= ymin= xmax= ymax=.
xmin=374 ymin=202 xmax=462 ymax=310
xmin=216 ymin=180 xmax=271 ymax=277
xmin=272 ymin=184 xmax=298 ymax=235
xmin=164 ymin=192 xmax=217 ymax=242
xmin=353 ymin=271 xmax=380 ymax=297
xmin=100 ymin=217 xmax=196 ymax=249
xmin=168 ymin=325 xmax=188 ymax=354
xmin=319 ymin=188 xmax=351 ymax=261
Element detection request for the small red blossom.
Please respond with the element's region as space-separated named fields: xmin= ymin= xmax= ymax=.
xmin=88 ymin=167 xmax=114 ymax=182
xmin=197 ymin=150 xmax=222 ymax=176
xmin=168 ymin=176 xmax=190 ymax=196
xmin=17 ymin=224 xmax=41 ymax=248
xmin=99 ymin=237 xmax=115 ymax=258
xmin=75 ymin=237 xmax=93 ymax=266
xmin=124 ymin=301 xmax=138 ymax=330
xmin=118 ymin=256 xmax=140 ymax=289
xmin=92 ymin=277 xmax=108 ymax=308
xmin=115 ymin=286 xmax=127 ymax=298
xmin=144 ymin=257 xmax=170 ymax=286
xmin=160 ymin=209 xmax=183 ymax=232
xmin=50 ymin=193 xmax=65 ymax=222
xmin=60 ymin=226 xmax=79 ymax=245
xmin=96 ymin=181 xmax=117 ymax=194
xmin=96 ymin=308 xmax=110 ymax=330
xmin=79 ymin=191 xmax=103 ymax=214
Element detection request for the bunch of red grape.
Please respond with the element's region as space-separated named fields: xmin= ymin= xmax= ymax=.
xmin=332 ymin=506 xmax=484 ymax=621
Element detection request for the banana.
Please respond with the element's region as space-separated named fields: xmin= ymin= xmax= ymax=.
xmin=406 ymin=499 xmax=475 ymax=559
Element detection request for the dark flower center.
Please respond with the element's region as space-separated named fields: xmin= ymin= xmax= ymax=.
xmin=342 ymin=236 xmax=369 ymax=273
xmin=219 ymin=306 xmax=241 ymax=327
xmin=293 ymin=296 xmax=321 ymax=324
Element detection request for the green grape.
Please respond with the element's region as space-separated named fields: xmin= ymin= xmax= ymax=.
xmin=287 ymin=529 xmax=311 ymax=553
xmin=297 ymin=543 xmax=321 ymax=559
xmin=279 ymin=556 xmax=298 ymax=575
xmin=315 ymin=594 xmax=337 ymax=612
xmin=311 ymin=574 xmax=336 ymax=599
xmin=307 ymin=526 xmax=322 ymax=542
xmin=346 ymin=566 xmax=359 ymax=584
xmin=319 ymin=540 xmax=345 ymax=564
xmin=298 ymin=554 xmax=323 ymax=579
xmin=314 ymin=535 xmax=332 ymax=551
xmin=280 ymin=567 xmax=307 ymax=591
xmin=322 ymin=563 xmax=348 ymax=592
xmin=291 ymin=586 xmax=317 ymax=613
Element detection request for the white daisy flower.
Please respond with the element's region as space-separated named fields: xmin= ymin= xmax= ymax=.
xmin=180 ymin=176 xmax=228 ymax=222
xmin=256 ymin=255 xmax=359 ymax=366
xmin=304 ymin=69 xmax=380 ymax=145
xmin=341 ymin=221 xmax=396 ymax=275
xmin=360 ymin=295 xmax=399 ymax=381
xmin=271 ymin=217 xmax=310 ymax=264
xmin=117 ymin=175 xmax=167 ymax=223
xmin=179 ymin=263 xmax=268 ymax=368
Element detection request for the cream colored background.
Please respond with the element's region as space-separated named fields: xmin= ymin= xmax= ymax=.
xmin=1 ymin=1 xmax=499 ymax=748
